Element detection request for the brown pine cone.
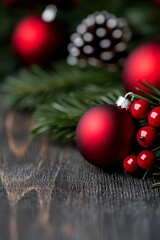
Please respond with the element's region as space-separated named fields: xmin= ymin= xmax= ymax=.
xmin=67 ymin=11 xmax=132 ymax=68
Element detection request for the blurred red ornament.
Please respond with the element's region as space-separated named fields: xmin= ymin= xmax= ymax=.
xmin=123 ymin=42 xmax=160 ymax=94
xmin=155 ymin=0 xmax=160 ymax=5
xmin=12 ymin=16 xmax=64 ymax=65
xmin=76 ymin=104 xmax=136 ymax=169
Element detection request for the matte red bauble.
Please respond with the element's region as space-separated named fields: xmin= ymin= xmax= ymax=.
xmin=123 ymin=42 xmax=160 ymax=94
xmin=12 ymin=16 xmax=63 ymax=65
xmin=76 ymin=105 xmax=136 ymax=168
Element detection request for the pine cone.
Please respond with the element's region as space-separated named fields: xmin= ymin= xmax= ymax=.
xmin=67 ymin=11 xmax=132 ymax=68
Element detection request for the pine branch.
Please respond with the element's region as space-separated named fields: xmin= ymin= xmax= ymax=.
xmin=135 ymin=81 xmax=160 ymax=187
xmin=136 ymin=81 xmax=160 ymax=156
xmin=2 ymin=62 xmax=121 ymax=109
xmin=31 ymin=89 xmax=123 ymax=142
xmin=135 ymin=80 xmax=160 ymax=106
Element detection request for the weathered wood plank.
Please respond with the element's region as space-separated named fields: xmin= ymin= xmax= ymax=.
xmin=0 ymin=107 xmax=160 ymax=240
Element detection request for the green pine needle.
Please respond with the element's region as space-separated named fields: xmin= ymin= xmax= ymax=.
xmin=31 ymin=90 xmax=122 ymax=142
xmin=136 ymin=80 xmax=160 ymax=105
xmin=2 ymin=62 xmax=121 ymax=109
xmin=135 ymin=81 xmax=160 ymax=188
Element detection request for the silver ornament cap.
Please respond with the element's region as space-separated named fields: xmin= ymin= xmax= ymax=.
xmin=116 ymin=92 xmax=134 ymax=110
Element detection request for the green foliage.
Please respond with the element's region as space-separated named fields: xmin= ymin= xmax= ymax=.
xmin=2 ymin=62 xmax=121 ymax=109
xmin=32 ymin=89 xmax=122 ymax=142
xmin=135 ymin=81 xmax=160 ymax=188
xmin=136 ymin=81 xmax=160 ymax=106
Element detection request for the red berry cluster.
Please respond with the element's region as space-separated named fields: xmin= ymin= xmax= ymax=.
xmin=123 ymin=99 xmax=160 ymax=174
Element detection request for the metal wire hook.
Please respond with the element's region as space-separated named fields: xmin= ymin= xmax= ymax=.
xmin=124 ymin=92 xmax=134 ymax=102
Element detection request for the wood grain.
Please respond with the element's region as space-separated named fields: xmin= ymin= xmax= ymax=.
xmin=0 ymin=106 xmax=160 ymax=240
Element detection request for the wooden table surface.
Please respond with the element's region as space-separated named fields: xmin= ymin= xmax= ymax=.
xmin=0 ymin=105 xmax=160 ymax=240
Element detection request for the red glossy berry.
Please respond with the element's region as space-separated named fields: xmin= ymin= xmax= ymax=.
xmin=137 ymin=125 xmax=158 ymax=148
xmin=137 ymin=150 xmax=156 ymax=170
xmin=131 ymin=99 xmax=150 ymax=120
xmin=148 ymin=107 xmax=160 ymax=128
xmin=123 ymin=154 xmax=138 ymax=174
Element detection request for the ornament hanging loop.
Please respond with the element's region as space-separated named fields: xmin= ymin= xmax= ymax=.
xmin=116 ymin=92 xmax=134 ymax=110
xmin=124 ymin=92 xmax=134 ymax=102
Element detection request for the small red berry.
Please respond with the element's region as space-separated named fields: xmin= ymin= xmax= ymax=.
xmin=137 ymin=150 xmax=156 ymax=170
xmin=131 ymin=99 xmax=150 ymax=120
xmin=148 ymin=106 xmax=160 ymax=128
xmin=137 ymin=125 xmax=158 ymax=148
xmin=123 ymin=154 xmax=138 ymax=174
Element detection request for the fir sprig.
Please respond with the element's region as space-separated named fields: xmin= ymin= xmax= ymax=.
xmin=135 ymin=81 xmax=160 ymax=188
xmin=136 ymin=80 xmax=160 ymax=105
xmin=2 ymin=62 xmax=121 ymax=109
xmin=32 ymin=90 xmax=122 ymax=142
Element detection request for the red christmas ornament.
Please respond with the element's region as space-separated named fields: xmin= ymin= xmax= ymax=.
xmin=148 ymin=106 xmax=160 ymax=128
xmin=137 ymin=125 xmax=158 ymax=148
xmin=123 ymin=154 xmax=138 ymax=174
xmin=76 ymin=95 xmax=136 ymax=168
xmin=155 ymin=0 xmax=160 ymax=5
xmin=123 ymin=42 xmax=160 ymax=94
xmin=131 ymin=99 xmax=150 ymax=120
xmin=12 ymin=16 xmax=63 ymax=65
xmin=137 ymin=150 xmax=156 ymax=170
